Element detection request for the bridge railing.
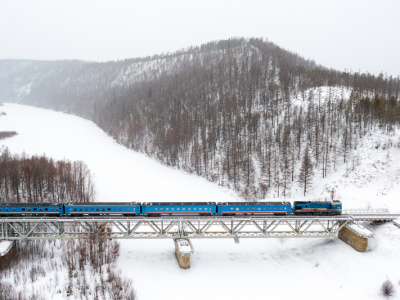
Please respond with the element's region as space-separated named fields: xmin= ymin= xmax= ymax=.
xmin=343 ymin=208 xmax=389 ymax=214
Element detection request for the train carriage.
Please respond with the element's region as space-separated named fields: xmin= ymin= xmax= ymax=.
xmin=0 ymin=203 xmax=64 ymax=216
xmin=64 ymin=202 xmax=141 ymax=216
xmin=293 ymin=200 xmax=342 ymax=215
xmin=142 ymin=202 xmax=217 ymax=216
xmin=217 ymin=202 xmax=292 ymax=215
xmin=0 ymin=201 xmax=344 ymax=218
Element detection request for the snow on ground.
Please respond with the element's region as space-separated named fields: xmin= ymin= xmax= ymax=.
xmin=0 ymin=103 xmax=239 ymax=204
xmin=1 ymin=103 xmax=400 ymax=300
xmin=291 ymin=86 xmax=351 ymax=107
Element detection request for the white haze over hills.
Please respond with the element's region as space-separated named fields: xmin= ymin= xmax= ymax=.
xmin=1 ymin=0 xmax=399 ymax=76
xmin=1 ymin=103 xmax=400 ymax=299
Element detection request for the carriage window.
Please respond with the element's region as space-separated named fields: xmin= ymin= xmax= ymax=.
xmin=166 ymin=208 xmax=169 ymax=211
xmin=51 ymin=208 xmax=53 ymax=211
xmin=119 ymin=208 xmax=122 ymax=211
xmin=155 ymin=208 xmax=158 ymax=211
xmin=97 ymin=208 xmax=100 ymax=211
xmin=263 ymin=208 xmax=266 ymax=210
xmin=22 ymin=208 xmax=26 ymax=211
xmin=241 ymin=208 xmax=244 ymax=210
xmin=33 ymin=208 xmax=37 ymax=211
xmin=171 ymin=208 xmax=174 ymax=211
xmin=102 ymin=208 xmax=105 ymax=211
xmin=194 ymin=208 xmax=197 ymax=210
xmin=274 ymin=208 xmax=277 ymax=210
xmin=199 ymin=208 xmax=202 ymax=211
xmin=45 ymin=208 xmax=48 ymax=211
xmin=236 ymin=208 xmax=239 ymax=211
xmin=85 ymin=208 xmax=88 ymax=211
xmin=247 ymin=208 xmax=250 ymax=210
xmin=91 ymin=208 xmax=94 ymax=211
xmin=39 ymin=208 xmax=42 ymax=211
xmin=182 ymin=208 xmax=185 ymax=211
xmin=6 ymin=209 xmax=9 ymax=211
xmin=108 ymin=208 xmax=111 ymax=211
xmin=160 ymin=208 xmax=164 ymax=211
xmin=258 ymin=208 xmax=261 ymax=210
xmin=252 ymin=208 xmax=255 ymax=210
xmin=284 ymin=207 xmax=287 ymax=210
xmin=269 ymin=208 xmax=272 ymax=210
xmin=230 ymin=208 xmax=233 ymax=210
xmin=177 ymin=208 xmax=180 ymax=211
xmin=188 ymin=208 xmax=191 ymax=210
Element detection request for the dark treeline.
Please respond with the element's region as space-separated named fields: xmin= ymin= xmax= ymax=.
xmin=1 ymin=37 xmax=400 ymax=199
xmin=0 ymin=147 xmax=95 ymax=203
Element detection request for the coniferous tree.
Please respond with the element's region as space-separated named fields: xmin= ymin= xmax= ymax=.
xmin=298 ymin=145 xmax=313 ymax=196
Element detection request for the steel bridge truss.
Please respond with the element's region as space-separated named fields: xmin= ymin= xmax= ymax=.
xmin=0 ymin=216 xmax=353 ymax=240
xmin=1 ymin=213 xmax=398 ymax=241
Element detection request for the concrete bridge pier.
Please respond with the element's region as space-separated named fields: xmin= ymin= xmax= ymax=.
xmin=393 ymin=220 xmax=400 ymax=229
xmin=174 ymin=238 xmax=194 ymax=269
xmin=338 ymin=223 xmax=373 ymax=252
xmin=0 ymin=241 xmax=17 ymax=270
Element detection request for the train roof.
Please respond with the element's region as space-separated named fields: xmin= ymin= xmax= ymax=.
xmin=65 ymin=202 xmax=140 ymax=206
xmin=293 ymin=200 xmax=342 ymax=204
xmin=0 ymin=202 xmax=62 ymax=206
xmin=220 ymin=202 xmax=291 ymax=206
xmin=142 ymin=202 xmax=217 ymax=206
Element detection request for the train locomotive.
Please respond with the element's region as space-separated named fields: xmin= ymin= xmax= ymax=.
xmin=0 ymin=200 xmax=342 ymax=217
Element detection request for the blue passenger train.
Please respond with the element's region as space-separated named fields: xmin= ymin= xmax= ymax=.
xmin=0 ymin=201 xmax=342 ymax=217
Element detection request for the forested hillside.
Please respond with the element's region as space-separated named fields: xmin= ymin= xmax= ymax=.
xmin=1 ymin=37 xmax=400 ymax=199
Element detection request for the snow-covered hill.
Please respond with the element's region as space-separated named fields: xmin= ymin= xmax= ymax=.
xmin=2 ymin=39 xmax=399 ymax=203
xmin=1 ymin=103 xmax=400 ymax=300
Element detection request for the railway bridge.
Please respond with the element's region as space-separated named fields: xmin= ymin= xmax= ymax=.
xmin=1 ymin=209 xmax=399 ymax=268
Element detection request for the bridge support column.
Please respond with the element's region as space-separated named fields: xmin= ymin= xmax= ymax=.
xmin=393 ymin=220 xmax=400 ymax=229
xmin=174 ymin=238 xmax=194 ymax=269
xmin=0 ymin=241 xmax=17 ymax=271
xmin=338 ymin=223 xmax=371 ymax=252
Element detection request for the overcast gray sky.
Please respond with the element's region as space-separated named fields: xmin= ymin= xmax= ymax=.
xmin=0 ymin=0 xmax=399 ymax=76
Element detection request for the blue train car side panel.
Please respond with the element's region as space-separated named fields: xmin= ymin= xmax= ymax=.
xmin=142 ymin=202 xmax=217 ymax=215
xmin=64 ymin=202 xmax=140 ymax=215
xmin=217 ymin=202 xmax=291 ymax=215
xmin=0 ymin=203 xmax=63 ymax=215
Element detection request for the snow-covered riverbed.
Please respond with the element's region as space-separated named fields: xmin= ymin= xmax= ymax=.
xmin=1 ymin=103 xmax=400 ymax=300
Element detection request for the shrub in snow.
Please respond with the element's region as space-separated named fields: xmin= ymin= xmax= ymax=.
xmin=380 ymin=279 xmax=395 ymax=299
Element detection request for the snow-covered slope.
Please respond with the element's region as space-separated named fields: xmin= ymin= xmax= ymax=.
xmin=1 ymin=103 xmax=400 ymax=300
